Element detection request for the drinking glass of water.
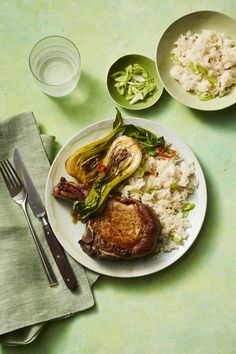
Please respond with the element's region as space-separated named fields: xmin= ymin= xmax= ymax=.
xmin=29 ymin=36 xmax=81 ymax=97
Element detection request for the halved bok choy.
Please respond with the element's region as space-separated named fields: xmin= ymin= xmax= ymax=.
xmin=73 ymin=135 xmax=142 ymax=222
xmin=65 ymin=109 xmax=123 ymax=184
xmin=65 ymin=108 xmax=165 ymax=186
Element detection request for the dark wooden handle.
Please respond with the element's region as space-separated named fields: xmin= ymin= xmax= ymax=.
xmin=43 ymin=221 xmax=77 ymax=290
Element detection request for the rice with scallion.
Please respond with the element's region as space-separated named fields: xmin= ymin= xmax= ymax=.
xmin=120 ymin=152 xmax=197 ymax=252
xmin=170 ymin=29 xmax=236 ymax=100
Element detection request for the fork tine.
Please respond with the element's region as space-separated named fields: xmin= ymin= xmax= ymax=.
xmin=0 ymin=159 xmax=23 ymax=193
xmin=0 ymin=161 xmax=11 ymax=189
xmin=5 ymin=159 xmax=22 ymax=187
xmin=2 ymin=160 xmax=16 ymax=188
xmin=1 ymin=160 xmax=15 ymax=189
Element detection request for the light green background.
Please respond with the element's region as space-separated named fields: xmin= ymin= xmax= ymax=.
xmin=0 ymin=1 xmax=236 ymax=353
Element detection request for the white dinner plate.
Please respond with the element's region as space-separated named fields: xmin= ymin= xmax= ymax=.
xmin=45 ymin=118 xmax=207 ymax=278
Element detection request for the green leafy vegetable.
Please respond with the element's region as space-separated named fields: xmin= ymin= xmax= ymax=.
xmin=122 ymin=124 xmax=165 ymax=156
xmin=73 ymin=135 xmax=143 ymax=222
xmin=111 ymin=63 xmax=157 ymax=105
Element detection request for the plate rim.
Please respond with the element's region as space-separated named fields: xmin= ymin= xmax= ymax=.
xmin=45 ymin=117 xmax=207 ymax=278
xmin=156 ymin=10 xmax=236 ymax=111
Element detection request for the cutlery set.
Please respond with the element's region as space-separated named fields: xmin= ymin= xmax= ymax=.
xmin=0 ymin=149 xmax=77 ymax=290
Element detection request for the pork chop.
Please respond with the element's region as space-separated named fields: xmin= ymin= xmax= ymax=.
xmin=79 ymin=196 xmax=161 ymax=260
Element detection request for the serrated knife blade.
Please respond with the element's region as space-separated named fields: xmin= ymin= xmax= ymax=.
xmin=13 ymin=148 xmax=77 ymax=290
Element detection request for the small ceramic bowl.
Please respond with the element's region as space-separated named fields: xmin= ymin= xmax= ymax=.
xmin=107 ymin=54 xmax=163 ymax=110
xmin=156 ymin=11 xmax=236 ymax=111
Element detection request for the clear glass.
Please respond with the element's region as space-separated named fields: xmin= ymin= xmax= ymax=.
xmin=29 ymin=36 xmax=81 ymax=97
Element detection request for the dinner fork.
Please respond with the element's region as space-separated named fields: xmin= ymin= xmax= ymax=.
xmin=0 ymin=159 xmax=58 ymax=287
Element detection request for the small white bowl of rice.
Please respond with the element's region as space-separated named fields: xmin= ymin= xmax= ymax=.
xmin=156 ymin=11 xmax=236 ymax=110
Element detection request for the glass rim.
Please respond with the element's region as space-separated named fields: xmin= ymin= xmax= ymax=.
xmin=28 ymin=35 xmax=81 ymax=87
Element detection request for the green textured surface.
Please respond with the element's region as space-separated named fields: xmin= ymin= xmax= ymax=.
xmin=0 ymin=0 xmax=236 ymax=353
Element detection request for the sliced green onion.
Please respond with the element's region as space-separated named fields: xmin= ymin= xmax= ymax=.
xmin=170 ymin=54 xmax=181 ymax=64
xmin=130 ymin=188 xmax=143 ymax=196
xmin=130 ymin=92 xmax=143 ymax=105
xmin=111 ymin=63 xmax=158 ymax=105
xmin=196 ymin=65 xmax=208 ymax=76
xmin=170 ymin=183 xmax=182 ymax=190
xmin=132 ymin=74 xmax=145 ymax=82
xmin=189 ymin=61 xmax=196 ymax=73
xmin=170 ymin=235 xmax=184 ymax=245
xmin=147 ymin=188 xmax=157 ymax=194
xmin=207 ymin=76 xmax=217 ymax=86
xmin=182 ymin=202 xmax=195 ymax=217
xmin=182 ymin=202 xmax=195 ymax=211
xmin=198 ymin=92 xmax=214 ymax=101
xmin=212 ymin=45 xmax=220 ymax=49
xmin=140 ymin=163 xmax=147 ymax=177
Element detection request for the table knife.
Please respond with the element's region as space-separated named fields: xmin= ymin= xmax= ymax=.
xmin=13 ymin=148 xmax=77 ymax=290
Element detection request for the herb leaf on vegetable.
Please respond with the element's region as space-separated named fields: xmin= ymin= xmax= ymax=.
xmin=122 ymin=124 xmax=165 ymax=156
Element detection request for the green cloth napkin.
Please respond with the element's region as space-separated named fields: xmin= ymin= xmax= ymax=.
xmin=0 ymin=112 xmax=99 ymax=346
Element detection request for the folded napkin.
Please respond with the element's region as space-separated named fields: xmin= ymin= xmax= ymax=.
xmin=0 ymin=112 xmax=99 ymax=346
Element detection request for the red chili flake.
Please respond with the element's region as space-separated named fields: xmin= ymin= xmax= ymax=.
xmin=96 ymin=161 xmax=107 ymax=172
xmin=156 ymin=147 xmax=177 ymax=158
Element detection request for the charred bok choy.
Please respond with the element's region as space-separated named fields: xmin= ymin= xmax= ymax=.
xmin=65 ymin=109 xmax=165 ymax=186
xmin=73 ymin=135 xmax=142 ymax=222
xmin=65 ymin=109 xmax=123 ymax=184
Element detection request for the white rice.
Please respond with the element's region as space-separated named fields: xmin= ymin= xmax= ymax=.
xmin=120 ymin=153 xmax=196 ymax=252
xmin=170 ymin=29 xmax=236 ymax=99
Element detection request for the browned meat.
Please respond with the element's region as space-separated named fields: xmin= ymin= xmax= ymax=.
xmin=52 ymin=177 xmax=90 ymax=202
xmin=79 ymin=196 xmax=161 ymax=260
